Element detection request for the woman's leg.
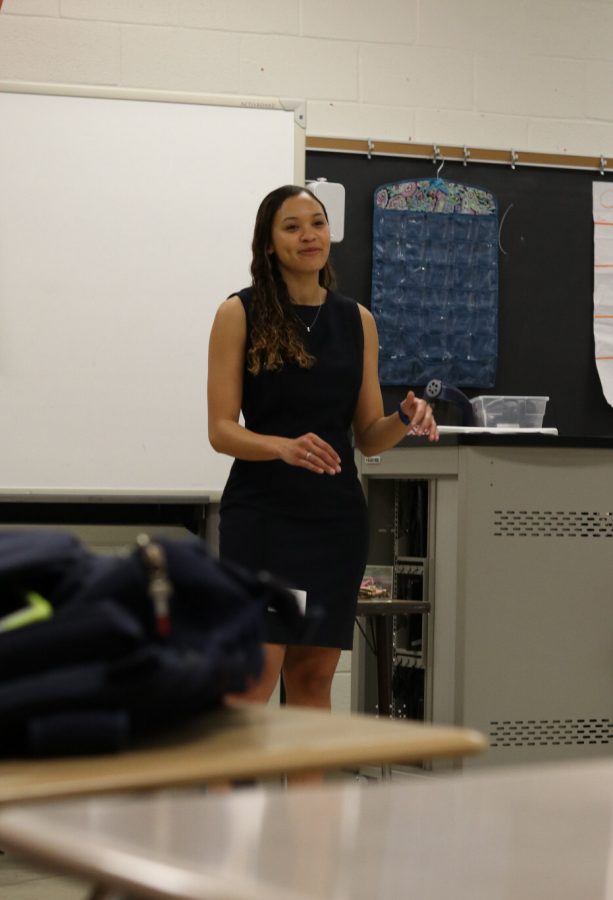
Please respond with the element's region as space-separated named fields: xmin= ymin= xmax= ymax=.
xmin=281 ymin=645 xmax=342 ymax=784
xmin=229 ymin=642 xmax=286 ymax=703
xmin=212 ymin=644 xmax=286 ymax=792
xmin=282 ymin=645 xmax=342 ymax=711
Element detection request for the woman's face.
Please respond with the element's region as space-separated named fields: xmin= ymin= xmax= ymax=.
xmin=268 ymin=192 xmax=331 ymax=278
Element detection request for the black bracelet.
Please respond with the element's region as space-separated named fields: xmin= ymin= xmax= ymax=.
xmin=397 ymin=402 xmax=410 ymax=426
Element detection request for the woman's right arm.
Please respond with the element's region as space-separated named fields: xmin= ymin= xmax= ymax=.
xmin=208 ymin=296 xmax=282 ymax=461
xmin=207 ymin=296 xmax=340 ymax=474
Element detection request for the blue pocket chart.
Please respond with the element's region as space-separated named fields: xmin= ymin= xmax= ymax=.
xmin=371 ymin=179 xmax=498 ymax=387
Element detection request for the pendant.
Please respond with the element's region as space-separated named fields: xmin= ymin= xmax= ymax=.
xmin=306 ymin=326 xmax=311 ymax=333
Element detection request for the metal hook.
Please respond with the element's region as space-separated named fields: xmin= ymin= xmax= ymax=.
xmin=600 ymin=156 xmax=608 ymax=176
xmin=432 ymin=144 xmax=441 ymax=164
xmin=367 ymin=139 xmax=375 ymax=160
xmin=510 ymin=149 xmax=519 ymax=170
xmin=463 ymin=145 xmax=470 ymax=166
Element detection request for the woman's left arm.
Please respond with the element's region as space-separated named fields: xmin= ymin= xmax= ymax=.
xmin=352 ymin=305 xmax=439 ymax=456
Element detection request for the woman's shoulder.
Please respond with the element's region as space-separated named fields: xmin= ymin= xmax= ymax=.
xmin=227 ymin=286 xmax=252 ymax=305
xmin=213 ymin=290 xmax=249 ymax=333
xmin=327 ymin=288 xmax=362 ymax=315
xmin=220 ymin=286 xmax=252 ymax=320
xmin=328 ymin=288 xmax=356 ymax=306
xmin=328 ymin=289 xmax=371 ymax=322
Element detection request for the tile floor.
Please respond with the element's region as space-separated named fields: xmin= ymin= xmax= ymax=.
xmin=0 ymin=851 xmax=89 ymax=900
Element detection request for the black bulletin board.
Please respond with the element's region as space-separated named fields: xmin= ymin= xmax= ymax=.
xmin=306 ymin=151 xmax=613 ymax=437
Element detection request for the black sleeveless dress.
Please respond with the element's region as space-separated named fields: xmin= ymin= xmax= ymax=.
xmin=219 ymin=287 xmax=369 ymax=649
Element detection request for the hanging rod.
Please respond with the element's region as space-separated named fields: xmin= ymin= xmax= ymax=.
xmin=305 ymin=136 xmax=612 ymax=174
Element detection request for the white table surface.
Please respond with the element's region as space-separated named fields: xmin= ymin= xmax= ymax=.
xmin=437 ymin=425 xmax=559 ymax=434
xmin=0 ymin=756 xmax=611 ymax=899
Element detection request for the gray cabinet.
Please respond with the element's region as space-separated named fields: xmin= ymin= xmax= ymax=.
xmin=357 ymin=440 xmax=613 ymax=768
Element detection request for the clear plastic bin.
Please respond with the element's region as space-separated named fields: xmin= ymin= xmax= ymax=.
xmin=470 ymin=396 xmax=549 ymax=429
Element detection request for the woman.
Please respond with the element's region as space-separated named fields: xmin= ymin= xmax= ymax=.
xmin=208 ymin=184 xmax=438 ymax=711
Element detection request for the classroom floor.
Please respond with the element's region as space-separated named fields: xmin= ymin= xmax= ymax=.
xmin=0 ymin=850 xmax=89 ymax=900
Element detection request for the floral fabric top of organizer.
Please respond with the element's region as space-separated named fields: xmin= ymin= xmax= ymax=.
xmin=372 ymin=179 xmax=498 ymax=387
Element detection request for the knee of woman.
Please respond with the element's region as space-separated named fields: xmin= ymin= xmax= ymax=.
xmin=285 ymin=664 xmax=335 ymax=697
xmin=283 ymin=647 xmax=341 ymax=700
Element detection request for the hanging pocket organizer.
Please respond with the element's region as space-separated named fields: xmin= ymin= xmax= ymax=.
xmin=371 ymin=179 xmax=499 ymax=387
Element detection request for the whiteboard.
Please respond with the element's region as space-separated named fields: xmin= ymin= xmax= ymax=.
xmin=0 ymin=86 xmax=302 ymax=497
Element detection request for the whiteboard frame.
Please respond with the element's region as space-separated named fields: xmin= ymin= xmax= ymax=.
xmin=0 ymin=81 xmax=306 ymax=185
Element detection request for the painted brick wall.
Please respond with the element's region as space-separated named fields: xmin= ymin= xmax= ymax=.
xmin=1 ymin=0 xmax=612 ymax=156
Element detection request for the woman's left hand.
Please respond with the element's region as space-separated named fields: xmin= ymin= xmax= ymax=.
xmin=400 ymin=391 xmax=439 ymax=442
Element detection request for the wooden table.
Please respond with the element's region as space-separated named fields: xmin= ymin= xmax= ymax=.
xmin=0 ymin=755 xmax=608 ymax=900
xmin=0 ymin=701 xmax=485 ymax=806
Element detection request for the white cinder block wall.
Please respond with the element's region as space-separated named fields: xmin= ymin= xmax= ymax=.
xmin=1 ymin=0 xmax=611 ymax=715
xmin=1 ymin=0 xmax=613 ymax=157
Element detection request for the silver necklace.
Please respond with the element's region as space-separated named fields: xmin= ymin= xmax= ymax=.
xmin=295 ymin=302 xmax=324 ymax=333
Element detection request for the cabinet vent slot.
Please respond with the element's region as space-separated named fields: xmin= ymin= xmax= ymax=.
xmin=489 ymin=718 xmax=613 ymax=747
xmin=493 ymin=510 xmax=613 ymax=538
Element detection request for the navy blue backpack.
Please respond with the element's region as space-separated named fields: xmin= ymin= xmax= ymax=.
xmin=0 ymin=531 xmax=306 ymax=757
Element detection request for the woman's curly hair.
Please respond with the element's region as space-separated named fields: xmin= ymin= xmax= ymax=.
xmin=247 ymin=184 xmax=336 ymax=375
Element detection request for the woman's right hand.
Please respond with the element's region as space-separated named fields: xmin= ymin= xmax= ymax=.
xmin=278 ymin=433 xmax=341 ymax=475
